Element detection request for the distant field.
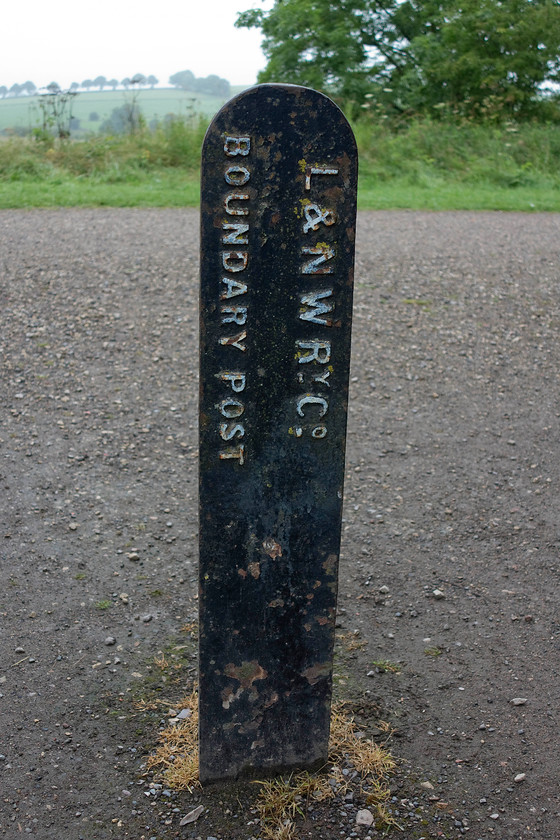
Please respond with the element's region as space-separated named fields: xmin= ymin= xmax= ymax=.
xmin=0 ymin=86 xmax=247 ymax=134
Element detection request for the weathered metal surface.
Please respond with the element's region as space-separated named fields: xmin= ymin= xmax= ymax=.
xmin=199 ymin=84 xmax=357 ymax=782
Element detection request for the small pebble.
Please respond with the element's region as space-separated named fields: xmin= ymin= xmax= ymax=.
xmin=432 ymin=589 xmax=445 ymax=599
xmin=511 ymin=697 xmax=528 ymax=706
xmin=180 ymin=804 xmax=204 ymax=825
xmin=514 ymin=773 xmax=526 ymax=783
xmin=105 ymin=636 xmax=116 ymax=646
xmin=127 ymin=552 xmax=140 ymax=561
xmin=142 ymin=614 xmax=153 ymax=623
xmin=356 ymin=809 xmax=374 ymax=827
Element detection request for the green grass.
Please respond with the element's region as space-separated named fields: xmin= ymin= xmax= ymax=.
xmin=1 ymin=113 xmax=560 ymax=211
xmin=3 ymin=171 xmax=555 ymax=211
xmin=95 ymin=599 xmax=112 ymax=610
xmin=0 ymin=170 xmax=199 ymax=208
xmin=357 ymin=176 xmax=560 ymax=211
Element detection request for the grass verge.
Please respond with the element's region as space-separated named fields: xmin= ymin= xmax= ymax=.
xmin=0 ymin=170 xmax=200 ymax=208
xmin=2 ymin=117 xmax=560 ymax=211
xmin=2 ymin=172 xmax=558 ymax=211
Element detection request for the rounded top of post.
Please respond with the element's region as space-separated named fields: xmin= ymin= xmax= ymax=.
xmin=204 ymin=83 xmax=356 ymax=154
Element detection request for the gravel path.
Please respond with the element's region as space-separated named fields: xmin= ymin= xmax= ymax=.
xmin=1 ymin=208 xmax=559 ymax=839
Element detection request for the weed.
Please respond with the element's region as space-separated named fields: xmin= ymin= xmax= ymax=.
xmin=254 ymin=702 xmax=398 ymax=839
xmin=146 ymin=689 xmax=199 ymax=792
xmin=95 ymin=599 xmax=111 ymax=610
xmin=403 ymin=298 xmax=431 ymax=308
xmin=337 ymin=631 xmax=368 ymax=652
xmin=153 ymin=652 xmax=170 ymax=670
xmin=255 ymin=772 xmax=334 ymax=840
xmin=180 ymin=620 xmax=198 ymax=637
xmin=424 ymin=647 xmax=443 ymax=657
xmin=147 ymin=690 xmax=397 ymax=839
xmin=371 ymin=660 xmax=402 ymax=674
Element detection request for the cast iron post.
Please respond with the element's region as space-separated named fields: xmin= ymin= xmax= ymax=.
xmin=199 ymin=84 xmax=358 ymax=782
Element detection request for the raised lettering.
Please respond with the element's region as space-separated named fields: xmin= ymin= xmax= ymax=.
xmin=305 ymin=165 xmax=339 ymax=191
xmin=299 ymin=289 xmax=334 ymax=325
xmin=218 ymin=372 xmax=246 ymax=392
xmin=296 ymin=395 xmax=328 ymax=418
xmin=296 ymin=340 xmax=331 ymax=365
xmin=224 ymin=137 xmax=251 ymax=156
xmin=221 ymin=278 xmax=248 ymax=299
xmin=220 ymin=422 xmax=245 ymax=441
xmin=313 ymin=370 xmax=331 ymax=387
xmin=220 ymin=331 xmax=247 ymax=352
xmin=223 ymin=251 xmax=248 ymax=273
xmin=225 ymin=194 xmax=249 ymax=216
xmin=222 ymin=223 xmax=249 ymax=245
xmin=221 ymin=306 xmax=248 ymax=325
xmin=312 ymin=426 xmax=328 ymax=439
xmin=303 ymin=204 xmax=336 ymax=233
xmin=225 ymin=166 xmax=250 ymax=186
xmin=218 ymin=398 xmax=245 ymax=418
xmin=301 ymin=245 xmax=335 ymax=275
xmin=218 ymin=444 xmax=245 ymax=464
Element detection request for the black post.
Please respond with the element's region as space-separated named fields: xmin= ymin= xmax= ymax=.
xmin=199 ymin=84 xmax=358 ymax=782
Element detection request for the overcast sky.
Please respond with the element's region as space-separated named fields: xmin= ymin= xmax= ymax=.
xmin=1 ymin=1 xmax=269 ymax=90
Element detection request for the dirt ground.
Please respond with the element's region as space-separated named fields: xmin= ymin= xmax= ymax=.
xmin=1 ymin=208 xmax=559 ymax=840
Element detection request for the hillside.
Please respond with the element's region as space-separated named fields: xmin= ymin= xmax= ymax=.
xmin=0 ymin=86 xmax=248 ymax=135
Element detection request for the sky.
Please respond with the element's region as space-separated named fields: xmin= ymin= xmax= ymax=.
xmin=1 ymin=1 xmax=269 ymax=90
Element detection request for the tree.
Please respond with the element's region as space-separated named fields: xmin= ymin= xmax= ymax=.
xmin=236 ymin=0 xmax=560 ymax=118
xmin=108 ymin=78 xmax=119 ymax=90
xmin=22 ymin=81 xmax=36 ymax=96
xmin=147 ymin=74 xmax=158 ymax=88
xmin=82 ymin=79 xmax=93 ymax=91
xmin=0 ymin=86 xmax=7 ymax=98
xmin=9 ymin=83 xmax=23 ymax=97
xmin=194 ymin=74 xmax=231 ymax=97
xmin=169 ymin=69 xmax=196 ymax=90
xmin=93 ymin=75 xmax=107 ymax=91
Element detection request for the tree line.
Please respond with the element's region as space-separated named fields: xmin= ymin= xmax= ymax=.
xmin=236 ymin=0 xmax=560 ymax=120
xmin=1 ymin=70 xmax=230 ymax=100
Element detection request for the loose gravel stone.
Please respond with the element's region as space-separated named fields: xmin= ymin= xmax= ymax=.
xmin=355 ymin=809 xmax=374 ymax=827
